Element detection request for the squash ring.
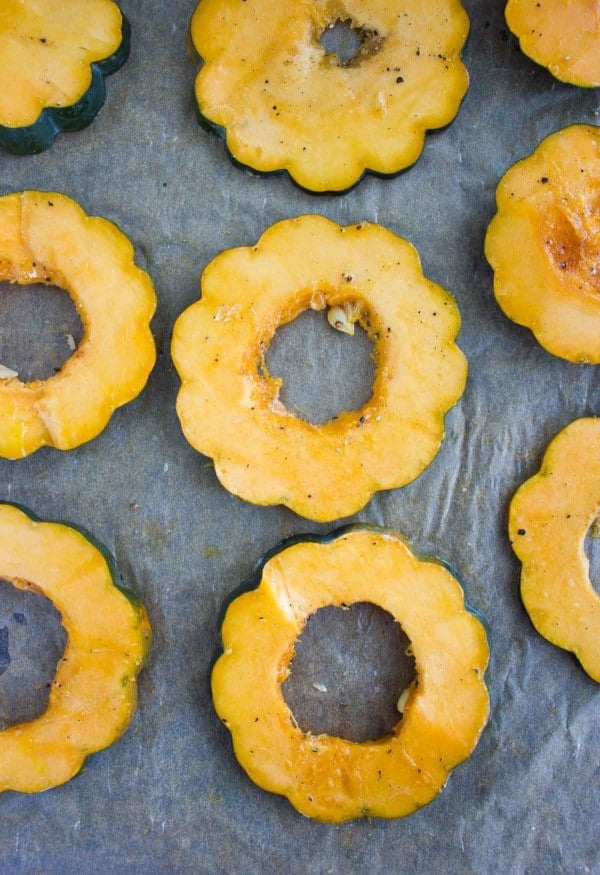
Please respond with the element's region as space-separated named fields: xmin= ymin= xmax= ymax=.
xmin=191 ymin=0 xmax=470 ymax=192
xmin=212 ymin=527 xmax=490 ymax=822
xmin=485 ymin=124 xmax=600 ymax=363
xmin=0 ymin=191 xmax=156 ymax=459
xmin=0 ymin=503 xmax=152 ymax=793
xmin=0 ymin=0 xmax=130 ymax=155
xmin=505 ymin=0 xmax=600 ymax=87
xmin=172 ymin=215 xmax=467 ymax=523
xmin=509 ymin=418 xmax=600 ymax=682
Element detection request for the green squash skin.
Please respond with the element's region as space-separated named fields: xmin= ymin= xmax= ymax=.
xmin=0 ymin=500 xmax=145 ymax=611
xmin=214 ymin=523 xmax=491 ymax=654
xmin=191 ymin=39 xmax=466 ymax=196
xmin=0 ymin=16 xmax=131 ymax=156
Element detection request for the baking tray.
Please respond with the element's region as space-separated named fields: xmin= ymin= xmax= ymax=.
xmin=0 ymin=1 xmax=598 ymax=872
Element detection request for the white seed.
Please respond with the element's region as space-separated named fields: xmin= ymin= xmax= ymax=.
xmin=312 ymin=682 xmax=327 ymax=693
xmin=397 ymin=686 xmax=412 ymax=715
xmin=0 ymin=364 xmax=18 ymax=379
xmin=328 ymin=301 xmax=363 ymax=335
xmin=66 ymin=333 xmax=76 ymax=351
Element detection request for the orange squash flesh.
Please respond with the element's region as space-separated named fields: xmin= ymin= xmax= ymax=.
xmin=485 ymin=125 xmax=600 ymax=363
xmin=510 ymin=419 xmax=600 ymax=682
xmin=0 ymin=191 xmax=156 ymax=459
xmin=505 ymin=0 xmax=600 ymax=87
xmin=212 ymin=528 xmax=490 ymax=822
xmin=191 ymin=0 xmax=470 ymax=192
xmin=0 ymin=0 xmax=125 ymax=128
xmin=0 ymin=504 xmax=152 ymax=793
xmin=172 ymin=215 xmax=467 ymax=523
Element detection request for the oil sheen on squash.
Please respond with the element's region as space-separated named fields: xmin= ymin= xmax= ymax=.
xmin=0 ymin=191 xmax=156 ymax=458
xmin=485 ymin=125 xmax=600 ymax=363
xmin=510 ymin=419 xmax=600 ymax=682
xmin=0 ymin=0 xmax=129 ymax=154
xmin=212 ymin=527 xmax=490 ymax=822
xmin=0 ymin=504 xmax=152 ymax=793
xmin=505 ymin=0 xmax=600 ymax=87
xmin=172 ymin=216 xmax=467 ymax=522
xmin=191 ymin=0 xmax=470 ymax=192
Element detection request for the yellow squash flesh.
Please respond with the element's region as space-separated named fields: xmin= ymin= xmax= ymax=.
xmin=212 ymin=528 xmax=490 ymax=822
xmin=510 ymin=419 xmax=600 ymax=682
xmin=506 ymin=0 xmax=600 ymax=87
xmin=0 ymin=191 xmax=156 ymax=459
xmin=0 ymin=504 xmax=152 ymax=793
xmin=191 ymin=0 xmax=470 ymax=191
xmin=172 ymin=215 xmax=467 ymax=523
xmin=485 ymin=125 xmax=600 ymax=363
xmin=0 ymin=0 xmax=124 ymax=128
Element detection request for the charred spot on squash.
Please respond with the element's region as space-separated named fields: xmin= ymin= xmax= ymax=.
xmin=172 ymin=216 xmax=467 ymax=522
xmin=212 ymin=527 xmax=490 ymax=822
xmin=543 ymin=200 xmax=600 ymax=297
xmin=282 ymin=602 xmax=416 ymax=742
xmin=0 ymin=504 xmax=151 ymax=793
xmin=485 ymin=124 xmax=600 ymax=362
xmin=509 ymin=418 xmax=600 ymax=681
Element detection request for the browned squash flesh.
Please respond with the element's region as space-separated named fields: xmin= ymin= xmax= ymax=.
xmin=506 ymin=0 xmax=600 ymax=87
xmin=0 ymin=191 xmax=156 ymax=458
xmin=212 ymin=528 xmax=490 ymax=822
xmin=0 ymin=504 xmax=151 ymax=793
xmin=485 ymin=125 xmax=600 ymax=363
xmin=191 ymin=0 xmax=470 ymax=191
xmin=172 ymin=215 xmax=467 ymax=522
xmin=510 ymin=418 xmax=600 ymax=681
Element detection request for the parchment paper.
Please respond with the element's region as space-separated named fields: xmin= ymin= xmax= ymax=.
xmin=0 ymin=1 xmax=598 ymax=872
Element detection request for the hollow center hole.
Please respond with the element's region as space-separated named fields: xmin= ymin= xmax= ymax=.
xmin=266 ymin=309 xmax=375 ymax=425
xmin=0 ymin=578 xmax=67 ymax=729
xmin=0 ymin=281 xmax=83 ymax=381
xmin=282 ymin=602 xmax=416 ymax=743
xmin=584 ymin=518 xmax=600 ymax=595
xmin=318 ymin=19 xmax=383 ymax=66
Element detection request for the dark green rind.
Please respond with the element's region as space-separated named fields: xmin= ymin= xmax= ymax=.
xmin=0 ymin=500 xmax=143 ymax=609
xmin=0 ymin=15 xmax=131 ymax=156
xmin=192 ymin=47 xmax=462 ymax=196
xmin=216 ymin=523 xmax=491 ymax=646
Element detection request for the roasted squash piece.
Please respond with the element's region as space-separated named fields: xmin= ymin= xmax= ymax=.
xmin=191 ymin=0 xmax=470 ymax=192
xmin=0 ymin=504 xmax=151 ymax=793
xmin=0 ymin=191 xmax=156 ymax=459
xmin=212 ymin=527 xmax=490 ymax=822
xmin=0 ymin=0 xmax=130 ymax=155
xmin=510 ymin=419 xmax=600 ymax=682
xmin=485 ymin=125 xmax=600 ymax=363
xmin=506 ymin=0 xmax=600 ymax=87
xmin=172 ymin=215 xmax=467 ymax=522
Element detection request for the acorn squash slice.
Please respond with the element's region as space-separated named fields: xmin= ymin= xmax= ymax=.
xmin=0 ymin=0 xmax=130 ymax=155
xmin=212 ymin=527 xmax=490 ymax=822
xmin=485 ymin=124 xmax=600 ymax=363
xmin=172 ymin=215 xmax=467 ymax=523
xmin=0 ymin=503 xmax=151 ymax=793
xmin=505 ymin=0 xmax=600 ymax=87
xmin=0 ymin=191 xmax=156 ymax=459
xmin=509 ymin=418 xmax=600 ymax=682
xmin=191 ymin=0 xmax=470 ymax=192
